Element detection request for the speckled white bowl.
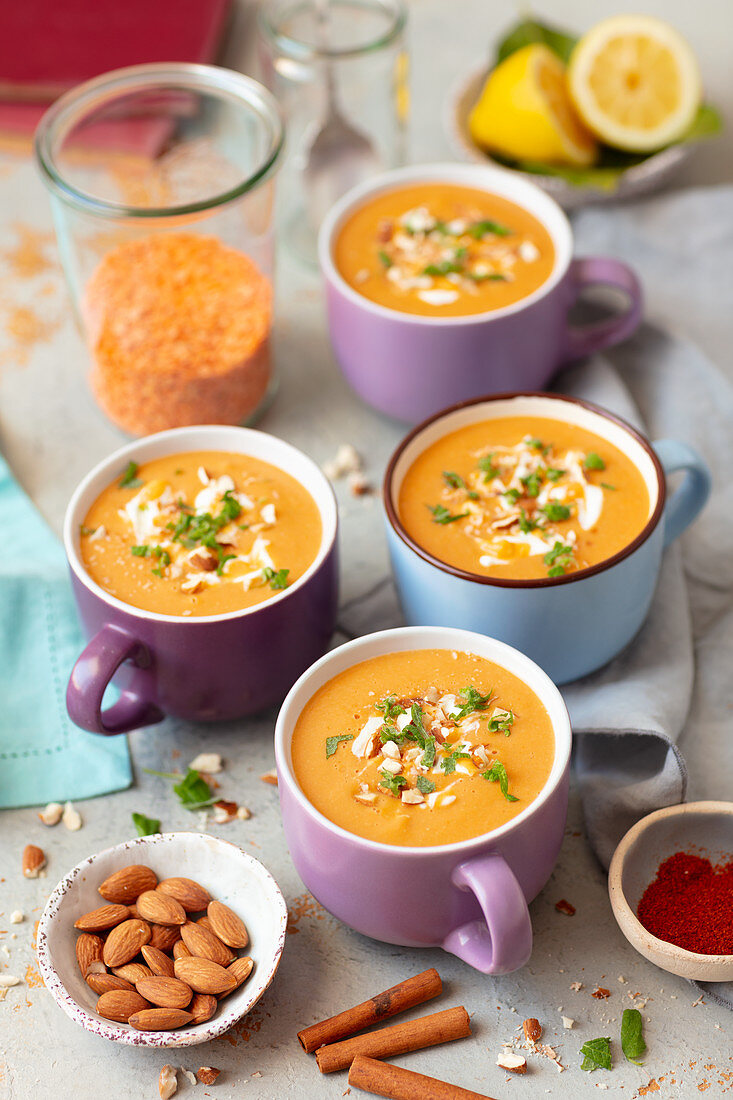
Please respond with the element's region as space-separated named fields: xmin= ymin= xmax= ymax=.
xmin=445 ymin=63 xmax=692 ymax=210
xmin=37 ymin=832 xmax=288 ymax=1047
xmin=608 ymin=801 xmax=733 ymax=982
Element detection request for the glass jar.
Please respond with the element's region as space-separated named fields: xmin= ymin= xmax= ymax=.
xmin=34 ymin=63 xmax=284 ymax=436
xmin=258 ymin=0 xmax=408 ymax=264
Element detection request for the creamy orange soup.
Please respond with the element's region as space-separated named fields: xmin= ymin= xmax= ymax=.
xmin=334 ymin=183 xmax=555 ymax=317
xmin=398 ymin=417 xmax=651 ymax=581
xmin=81 ymin=451 xmax=322 ymax=616
xmin=292 ymin=649 xmax=555 ymax=847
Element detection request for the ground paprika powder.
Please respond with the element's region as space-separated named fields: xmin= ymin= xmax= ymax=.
xmin=636 ymin=851 xmax=733 ymax=955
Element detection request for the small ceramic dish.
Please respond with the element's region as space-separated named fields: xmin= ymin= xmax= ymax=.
xmin=608 ymin=801 xmax=733 ymax=982
xmin=445 ymin=63 xmax=692 ymax=211
xmin=37 ymin=832 xmax=288 ymax=1047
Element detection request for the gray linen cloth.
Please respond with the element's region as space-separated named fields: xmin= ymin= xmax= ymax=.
xmin=340 ymin=186 xmax=733 ymax=1002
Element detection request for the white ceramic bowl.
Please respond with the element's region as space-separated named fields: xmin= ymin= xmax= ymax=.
xmin=445 ymin=63 xmax=692 ymax=211
xmin=608 ymin=801 xmax=733 ymax=982
xmin=37 ymin=832 xmax=288 ymax=1047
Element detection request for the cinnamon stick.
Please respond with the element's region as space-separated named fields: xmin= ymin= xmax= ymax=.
xmin=348 ymin=1056 xmax=498 ymax=1100
xmin=298 ymin=968 xmax=443 ymax=1054
xmin=315 ymin=1006 xmax=471 ymax=1074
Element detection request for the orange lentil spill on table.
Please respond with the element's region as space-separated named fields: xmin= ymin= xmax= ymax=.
xmin=82 ymin=232 xmax=272 ymax=435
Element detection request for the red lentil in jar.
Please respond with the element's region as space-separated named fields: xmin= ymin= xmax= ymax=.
xmin=82 ymin=233 xmax=272 ymax=435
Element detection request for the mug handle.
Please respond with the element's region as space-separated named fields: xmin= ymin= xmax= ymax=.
xmin=563 ymin=257 xmax=643 ymax=360
xmin=66 ymin=623 xmax=164 ymax=736
xmin=442 ymin=852 xmax=532 ymax=974
xmin=653 ymin=438 xmax=712 ymax=548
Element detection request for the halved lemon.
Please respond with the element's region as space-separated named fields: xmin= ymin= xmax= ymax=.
xmin=567 ymin=15 xmax=702 ymax=152
xmin=469 ymin=44 xmax=598 ymax=167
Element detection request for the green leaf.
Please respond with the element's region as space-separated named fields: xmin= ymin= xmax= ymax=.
xmin=217 ymin=553 xmax=236 ymax=576
xmin=440 ymin=746 xmax=472 ymax=774
xmin=325 ymin=734 xmax=353 ymax=759
xmin=262 ymin=566 xmax=290 ymax=590
xmin=416 ymin=776 xmax=436 ymax=795
xmin=620 ymin=1009 xmax=646 ymax=1065
xmin=541 ymin=503 xmax=571 ymax=522
xmin=580 ymin=1036 xmax=612 ymax=1072
xmin=547 ymin=564 xmax=567 ymax=578
xmin=482 ymin=761 xmax=519 ymax=802
xmin=379 ymin=769 xmax=408 ymax=797
xmin=429 ymin=503 xmax=469 ymax=525
xmin=79 ymin=525 xmax=97 ymax=537
xmin=423 ymin=260 xmax=465 ymax=276
xmin=503 ymin=488 xmax=521 ymax=506
xmin=131 ymin=544 xmax=151 ymax=557
xmin=601 ymin=482 xmax=617 ymax=491
xmin=680 ymin=103 xmax=723 ymax=142
xmin=488 ymin=708 xmax=514 ymax=735
xmin=443 ymin=470 xmax=477 ymax=497
xmin=172 ymin=769 xmax=215 ymax=811
xmin=478 ymin=454 xmax=500 ymax=481
xmin=496 ymin=18 xmax=577 ymax=65
xmin=376 ymin=695 xmax=406 ymax=721
xmin=378 ymin=249 xmax=392 ymax=268
xmin=454 ymin=685 xmax=492 ymax=720
xmin=518 ymin=509 xmax=538 ymax=534
xmin=544 ymin=540 xmax=574 ymax=566
xmin=521 ymin=470 xmax=543 ymax=498
xmin=467 ymin=218 xmax=511 ymax=239
xmin=546 ymin=467 xmax=564 ymax=482
xmin=132 ymin=812 xmax=160 ymax=837
xmin=584 ymin=452 xmax=606 ymax=471
xmin=420 ymin=738 xmax=437 ymax=769
xmin=119 ymin=461 xmax=143 ymax=489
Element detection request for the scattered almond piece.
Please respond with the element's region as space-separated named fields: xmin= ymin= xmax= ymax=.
xmin=197 ymin=1067 xmax=221 ymax=1085
xmin=179 ymin=1069 xmax=197 ymax=1086
xmin=9 ymin=911 xmax=23 ymax=924
xmin=0 ymin=975 xmax=22 ymax=989
xmin=592 ymin=987 xmax=611 ymax=1000
xmin=159 ymin=1064 xmax=178 ymax=1099
xmin=189 ymin=753 xmax=223 ymax=774
xmin=236 ymin=805 xmax=251 ymax=820
xmin=555 ymin=898 xmax=576 ymax=916
xmin=62 ymin=801 xmax=83 ymax=831
xmin=523 ymin=1017 xmax=542 ymax=1043
xmin=497 ymin=1051 xmax=527 ymax=1074
xmin=260 ymin=769 xmax=278 ymax=786
xmin=348 ymin=471 xmax=373 ymax=497
xmin=38 ymin=802 xmax=63 ymax=826
xmin=322 ymin=443 xmax=362 ymax=480
xmin=22 ymin=844 xmax=46 ymax=878
xmin=570 ymin=981 xmax=583 ymax=991
xmin=212 ymin=800 xmax=239 ymax=824
xmin=562 ymin=1016 xmax=575 ymax=1029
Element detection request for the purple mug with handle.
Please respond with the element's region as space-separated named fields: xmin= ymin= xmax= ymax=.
xmin=274 ymin=626 xmax=572 ymax=974
xmin=63 ymin=425 xmax=339 ymax=734
xmin=319 ymin=162 xmax=642 ymax=423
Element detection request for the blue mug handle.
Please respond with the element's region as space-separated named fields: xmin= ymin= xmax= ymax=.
xmin=653 ymin=439 xmax=712 ymax=548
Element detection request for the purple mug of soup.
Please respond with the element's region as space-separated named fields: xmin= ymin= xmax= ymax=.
xmin=319 ymin=162 xmax=642 ymax=422
xmin=64 ymin=425 xmax=339 ymax=734
xmin=274 ymin=625 xmax=572 ymax=974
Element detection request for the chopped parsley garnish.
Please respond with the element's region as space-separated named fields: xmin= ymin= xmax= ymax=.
xmin=580 ymin=1037 xmax=612 ymax=1072
xmin=601 ymin=482 xmax=617 ymax=491
xmin=503 ymin=488 xmax=521 ymax=506
xmin=131 ymin=544 xmax=151 ymax=557
xmin=543 ymin=540 xmax=575 ymax=577
xmin=262 ymin=567 xmax=290 ymax=590
xmin=546 ymin=467 xmax=565 ymax=482
xmin=379 ymin=770 xmax=408 ymax=797
xmin=478 ymin=454 xmax=500 ymax=482
xmin=378 ymin=249 xmax=392 ymax=268
xmin=467 ymin=219 xmax=511 ymax=239
xmin=521 ymin=470 xmax=543 ymax=498
xmin=376 ymin=695 xmax=406 ymax=721
xmin=79 ymin=525 xmax=96 ymax=537
xmin=217 ymin=553 xmax=235 ymax=576
xmin=620 ymin=1009 xmax=646 ymax=1065
xmin=518 ymin=509 xmax=539 ymax=533
xmin=454 ymin=685 xmax=492 ymax=720
xmin=488 ymin=708 xmax=515 ymax=735
xmin=541 ymin=502 xmax=571 ymax=522
xmin=467 ymin=271 xmax=506 ymax=282
xmin=416 ymin=776 xmax=436 ymax=795
xmin=422 ymin=260 xmax=465 ymax=276
xmin=132 ymin=812 xmax=161 ymax=837
xmin=481 ymin=761 xmax=518 ymax=802
xmin=584 ymin=452 xmax=606 ymax=471
xmin=442 ymin=471 xmax=478 ymax=499
xmin=401 ymin=703 xmax=437 ymax=768
xmin=440 ymin=745 xmax=472 ymax=774
xmin=420 ymin=738 xmax=436 ymax=769
xmin=429 ymin=503 xmax=469 ymax=525
xmin=325 ymin=734 xmax=354 ymax=758
xmin=119 ymin=461 xmax=143 ymax=489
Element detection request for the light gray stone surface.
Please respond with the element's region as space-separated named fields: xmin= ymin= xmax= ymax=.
xmin=0 ymin=2 xmax=732 ymax=1097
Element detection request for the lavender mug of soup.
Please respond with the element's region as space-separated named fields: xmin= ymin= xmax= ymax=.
xmin=383 ymin=392 xmax=711 ymax=683
xmin=319 ymin=162 xmax=642 ymax=422
xmin=275 ymin=626 xmax=572 ymax=973
xmin=64 ymin=425 xmax=338 ymax=734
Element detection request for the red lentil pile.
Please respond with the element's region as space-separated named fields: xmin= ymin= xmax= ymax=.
xmin=636 ymin=850 xmax=733 ymax=955
xmin=82 ymin=232 xmax=272 ymax=435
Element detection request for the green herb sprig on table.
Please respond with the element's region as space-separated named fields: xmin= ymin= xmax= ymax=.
xmin=132 ymin=812 xmax=161 ymax=837
xmin=620 ymin=1009 xmax=646 ymax=1064
xmin=579 ymin=1036 xmax=612 ymax=1072
xmin=143 ymin=767 xmax=216 ymax=812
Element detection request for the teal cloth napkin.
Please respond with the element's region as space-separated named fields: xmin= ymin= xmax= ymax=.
xmin=0 ymin=454 xmax=131 ymax=807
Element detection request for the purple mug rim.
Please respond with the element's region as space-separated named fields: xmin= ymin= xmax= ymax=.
xmin=63 ymin=424 xmax=338 ymax=624
xmin=383 ymin=391 xmax=667 ymax=590
xmin=317 ymin=161 xmax=574 ymax=328
xmin=274 ymin=625 xmax=572 ymax=859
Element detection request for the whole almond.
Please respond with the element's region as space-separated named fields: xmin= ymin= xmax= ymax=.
xmin=87 ymin=972 xmax=134 ymax=995
xmin=128 ymin=1008 xmax=194 ymax=1032
xmin=219 ymin=956 xmax=254 ymax=997
xmin=136 ymin=976 xmax=193 ymax=1010
xmin=103 ymin=919 xmax=151 ymax=968
xmin=157 ymin=878 xmax=211 ymax=913
xmin=98 ymin=865 xmax=158 ymax=904
xmin=196 ymin=915 xmax=213 ymax=932
xmin=173 ymin=940 xmax=191 ymax=961
xmin=112 ymin=962 xmax=152 ymax=983
xmin=189 ymin=993 xmax=218 ymax=1025
xmin=136 ymin=890 xmax=186 ymax=927
xmin=75 ymin=933 xmax=104 ymax=977
xmin=127 ymin=904 xmax=140 ymax=920
xmin=141 ymin=945 xmax=175 ymax=978
xmin=22 ymin=844 xmax=46 ymax=878
xmin=74 ymin=904 xmax=130 ymax=932
xmin=197 ymin=1068 xmax=221 ymax=1085
xmin=149 ymin=924 xmax=181 ymax=952
xmin=96 ymin=989 xmax=150 ymax=1023
xmin=180 ymin=923 xmax=234 ymax=967
xmin=207 ymin=900 xmax=249 ymax=949
xmin=523 ymin=1017 xmax=543 ymax=1043
xmin=173 ymin=957 xmax=237 ymax=996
